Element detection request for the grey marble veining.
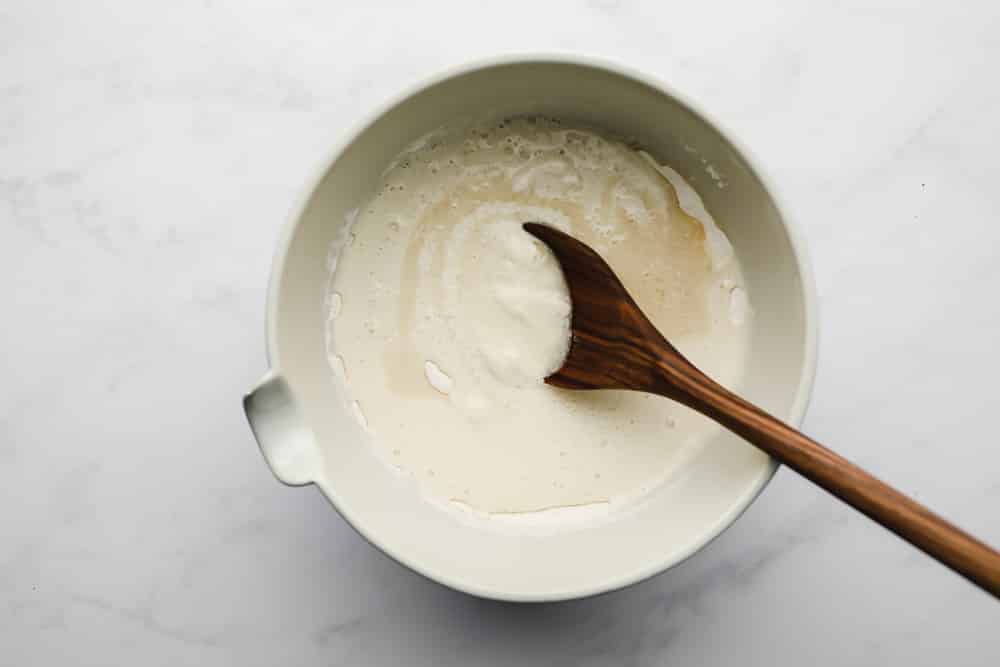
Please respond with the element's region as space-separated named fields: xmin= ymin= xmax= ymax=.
xmin=2 ymin=1 xmax=999 ymax=664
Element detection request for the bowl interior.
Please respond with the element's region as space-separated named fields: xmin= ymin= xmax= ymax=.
xmin=268 ymin=60 xmax=814 ymax=601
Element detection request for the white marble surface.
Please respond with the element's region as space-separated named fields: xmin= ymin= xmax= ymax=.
xmin=3 ymin=0 xmax=1000 ymax=664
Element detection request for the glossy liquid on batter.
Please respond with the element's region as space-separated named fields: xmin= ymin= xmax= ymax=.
xmin=327 ymin=118 xmax=751 ymax=516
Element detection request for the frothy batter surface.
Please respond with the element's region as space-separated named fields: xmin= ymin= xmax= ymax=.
xmin=327 ymin=118 xmax=751 ymax=515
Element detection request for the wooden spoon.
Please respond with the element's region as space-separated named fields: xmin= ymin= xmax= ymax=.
xmin=523 ymin=222 xmax=1000 ymax=599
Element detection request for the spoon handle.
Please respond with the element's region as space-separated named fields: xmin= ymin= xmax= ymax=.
xmin=660 ymin=361 xmax=1000 ymax=599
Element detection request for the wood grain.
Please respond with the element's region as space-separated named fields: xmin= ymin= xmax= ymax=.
xmin=524 ymin=222 xmax=1000 ymax=599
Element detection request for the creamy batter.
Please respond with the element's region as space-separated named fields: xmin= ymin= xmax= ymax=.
xmin=327 ymin=118 xmax=751 ymax=515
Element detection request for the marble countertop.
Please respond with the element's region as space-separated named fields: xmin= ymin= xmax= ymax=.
xmin=3 ymin=1 xmax=1000 ymax=664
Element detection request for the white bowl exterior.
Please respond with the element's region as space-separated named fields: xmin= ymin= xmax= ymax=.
xmin=255 ymin=56 xmax=818 ymax=601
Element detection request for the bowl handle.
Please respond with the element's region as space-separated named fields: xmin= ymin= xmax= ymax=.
xmin=243 ymin=370 xmax=320 ymax=486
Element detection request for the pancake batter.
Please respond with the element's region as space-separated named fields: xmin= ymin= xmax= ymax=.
xmin=327 ymin=118 xmax=751 ymax=514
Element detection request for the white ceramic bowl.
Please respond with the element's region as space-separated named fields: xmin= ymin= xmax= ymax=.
xmin=244 ymin=55 xmax=818 ymax=602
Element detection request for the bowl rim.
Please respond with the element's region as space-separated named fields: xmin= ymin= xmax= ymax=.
xmin=261 ymin=52 xmax=819 ymax=602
